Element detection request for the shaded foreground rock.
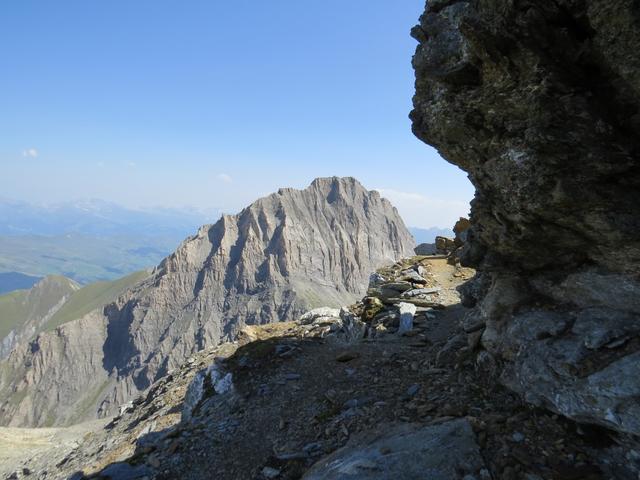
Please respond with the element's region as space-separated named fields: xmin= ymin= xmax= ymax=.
xmin=411 ymin=0 xmax=640 ymax=436
xmin=302 ymin=419 xmax=485 ymax=480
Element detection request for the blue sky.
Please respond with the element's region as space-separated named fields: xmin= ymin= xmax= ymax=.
xmin=0 ymin=1 xmax=473 ymax=228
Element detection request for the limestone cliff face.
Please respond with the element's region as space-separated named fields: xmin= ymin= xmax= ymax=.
xmin=411 ymin=1 xmax=640 ymax=435
xmin=0 ymin=177 xmax=414 ymax=427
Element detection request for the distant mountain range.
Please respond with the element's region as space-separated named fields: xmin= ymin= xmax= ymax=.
xmin=0 ymin=197 xmax=218 ymax=238
xmin=0 ymin=198 xmax=221 ymax=287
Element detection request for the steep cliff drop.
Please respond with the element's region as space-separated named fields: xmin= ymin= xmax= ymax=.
xmin=411 ymin=0 xmax=640 ymax=438
xmin=0 ymin=177 xmax=415 ymax=428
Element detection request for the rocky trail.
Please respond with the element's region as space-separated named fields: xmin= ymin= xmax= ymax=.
xmin=2 ymin=257 xmax=636 ymax=479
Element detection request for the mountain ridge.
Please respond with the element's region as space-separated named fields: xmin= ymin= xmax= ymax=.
xmin=0 ymin=272 xmax=149 ymax=360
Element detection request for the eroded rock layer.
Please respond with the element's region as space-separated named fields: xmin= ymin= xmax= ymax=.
xmin=411 ymin=0 xmax=640 ymax=435
xmin=0 ymin=177 xmax=414 ymax=427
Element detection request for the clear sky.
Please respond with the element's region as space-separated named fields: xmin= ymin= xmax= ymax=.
xmin=0 ymin=1 xmax=474 ymax=229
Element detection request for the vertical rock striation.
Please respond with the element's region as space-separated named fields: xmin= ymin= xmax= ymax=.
xmin=0 ymin=177 xmax=415 ymax=427
xmin=411 ymin=0 xmax=640 ymax=435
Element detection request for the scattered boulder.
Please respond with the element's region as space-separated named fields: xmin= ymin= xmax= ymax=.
xmin=261 ymin=466 xmax=281 ymax=479
xmin=300 ymin=308 xmax=341 ymax=325
xmin=501 ymin=309 xmax=640 ymax=435
xmin=302 ymin=419 xmax=485 ymax=480
xmin=435 ymin=236 xmax=456 ymax=254
xmin=360 ymin=297 xmax=384 ymax=322
xmin=355 ymin=257 xmax=447 ymax=334
xmin=414 ymin=243 xmax=436 ymax=255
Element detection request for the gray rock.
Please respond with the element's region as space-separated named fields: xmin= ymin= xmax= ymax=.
xmin=414 ymin=243 xmax=436 ymax=255
xmin=368 ymin=272 xmax=387 ymax=288
xmin=502 ymin=310 xmax=640 ymax=436
xmin=401 ymin=287 xmax=440 ymax=298
xmin=411 ymin=0 xmax=640 ymax=435
xmin=99 ymin=462 xmax=153 ymax=480
xmin=302 ymin=419 xmax=485 ymax=479
xmin=405 ymin=384 xmax=420 ymax=398
xmin=300 ymin=308 xmax=341 ymax=325
xmin=399 ymin=270 xmax=427 ymax=284
xmin=334 ymin=308 xmax=367 ymax=344
xmin=532 ymin=270 xmax=640 ymax=314
xmin=381 ymin=282 xmax=413 ymax=293
xmin=183 ymin=363 xmax=234 ymax=421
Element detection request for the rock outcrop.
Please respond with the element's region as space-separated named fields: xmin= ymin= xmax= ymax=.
xmin=302 ymin=419 xmax=485 ymax=480
xmin=0 ymin=177 xmax=414 ymax=427
xmin=413 ymin=242 xmax=436 ymax=255
xmin=411 ymin=0 xmax=640 ymax=435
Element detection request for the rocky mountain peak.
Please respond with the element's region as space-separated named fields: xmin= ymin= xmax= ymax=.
xmin=0 ymin=177 xmax=415 ymax=427
xmin=24 ymin=275 xmax=79 ymax=300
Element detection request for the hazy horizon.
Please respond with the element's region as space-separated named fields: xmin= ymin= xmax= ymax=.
xmin=0 ymin=177 xmax=465 ymax=231
xmin=1 ymin=1 xmax=474 ymax=228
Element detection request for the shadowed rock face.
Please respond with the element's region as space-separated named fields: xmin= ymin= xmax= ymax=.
xmin=411 ymin=1 xmax=640 ymax=435
xmin=0 ymin=177 xmax=415 ymax=427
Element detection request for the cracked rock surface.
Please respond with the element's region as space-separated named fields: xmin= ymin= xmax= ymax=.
xmin=411 ymin=0 xmax=640 ymax=437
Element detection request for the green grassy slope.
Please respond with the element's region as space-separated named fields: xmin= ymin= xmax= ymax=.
xmin=0 ymin=276 xmax=79 ymax=340
xmin=0 ymin=270 xmax=150 ymax=344
xmin=0 ymin=290 xmax=28 ymax=340
xmin=44 ymin=270 xmax=150 ymax=331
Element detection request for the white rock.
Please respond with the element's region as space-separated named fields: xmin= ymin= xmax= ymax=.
xmin=397 ymin=302 xmax=417 ymax=335
xmin=182 ymin=363 xmax=234 ymax=420
xmin=214 ymin=372 xmax=234 ymax=395
xmin=118 ymin=401 xmax=134 ymax=415
xmin=300 ymin=307 xmax=341 ymax=324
